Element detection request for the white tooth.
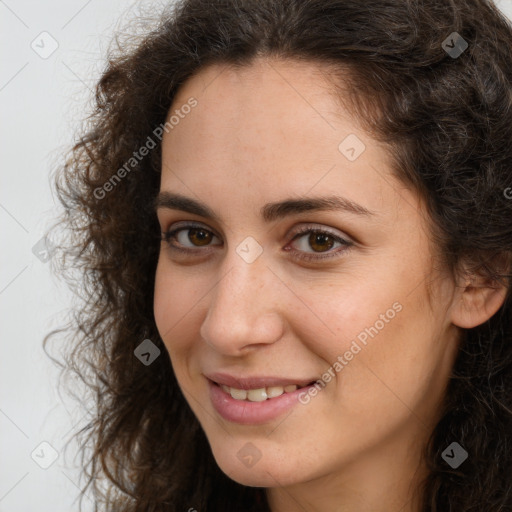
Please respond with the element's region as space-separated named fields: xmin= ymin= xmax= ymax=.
xmin=266 ymin=386 xmax=285 ymax=398
xmin=247 ymin=388 xmax=268 ymax=402
xmin=230 ymin=388 xmax=248 ymax=400
xmin=284 ymin=384 xmax=298 ymax=393
xmin=221 ymin=385 xmax=230 ymax=394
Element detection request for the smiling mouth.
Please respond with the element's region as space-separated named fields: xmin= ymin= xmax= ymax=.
xmin=212 ymin=380 xmax=317 ymax=402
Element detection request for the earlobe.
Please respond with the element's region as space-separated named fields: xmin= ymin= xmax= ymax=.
xmin=451 ymin=276 xmax=508 ymax=329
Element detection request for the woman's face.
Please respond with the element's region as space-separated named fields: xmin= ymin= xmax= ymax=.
xmin=153 ymin=58 xmax=462 ymax=496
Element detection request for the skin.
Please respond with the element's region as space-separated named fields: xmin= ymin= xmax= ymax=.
xmin=153 ymin=58 xmax=507 ymax=512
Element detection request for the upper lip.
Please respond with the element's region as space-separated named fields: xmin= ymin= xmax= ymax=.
xmin=205 ymin=372 xmax=317 ymax=390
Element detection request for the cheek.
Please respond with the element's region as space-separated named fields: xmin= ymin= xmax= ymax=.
xmin=153 ymin=260 xmax=195 ymax=352
xmin=153 ymin=261 xmax=172 ymax=338
xmin=303 ymin=267 xmax=441 ymax=404
xmin=153 ymin=263 xmax=201 ymax=390
xmin=298 ymin=278 xmax=405 ymax=362
xmin=333 ymin=293 xmax=445 ymax=434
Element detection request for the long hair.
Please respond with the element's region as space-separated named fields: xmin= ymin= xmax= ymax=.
xmin=44 ymin=0 xmax=512 ymax=510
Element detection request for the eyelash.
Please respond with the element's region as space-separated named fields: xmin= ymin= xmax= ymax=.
xmin=160 ymin=222 xmax=353 ymax=262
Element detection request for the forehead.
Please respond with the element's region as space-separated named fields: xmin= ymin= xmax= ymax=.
xmin=159 ymin=58 xmax=401 ymax=223
xmin=166 ymin=58 xmax=355 ymax=147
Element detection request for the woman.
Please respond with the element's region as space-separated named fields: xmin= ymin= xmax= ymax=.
xmin=45 ymin=0 xmax=512 ymax=510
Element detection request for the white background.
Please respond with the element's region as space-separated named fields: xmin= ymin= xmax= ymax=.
xmin=1 ymin=0 xmax=512 ymax=510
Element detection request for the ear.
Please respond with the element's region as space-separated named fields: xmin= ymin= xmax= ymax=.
xmin=451 ymin=255 xmax=510 ymax=329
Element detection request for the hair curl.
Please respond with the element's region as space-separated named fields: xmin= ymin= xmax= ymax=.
xmin=45 ymin=0 xmax=512 ymax=510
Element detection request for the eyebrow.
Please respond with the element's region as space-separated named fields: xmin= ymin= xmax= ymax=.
xmin=153 ymin=191 xmax=376 ymax=223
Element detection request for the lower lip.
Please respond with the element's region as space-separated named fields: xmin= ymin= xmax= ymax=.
xmin=207 ymin=379 xmax=315 ymax=425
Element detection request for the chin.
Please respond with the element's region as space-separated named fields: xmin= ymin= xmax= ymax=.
xmin=211 ymin=447 xmax=304 ymax=488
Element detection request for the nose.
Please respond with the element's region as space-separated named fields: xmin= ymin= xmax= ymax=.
xmin=199 ymin=254 xmax=285 ymax=355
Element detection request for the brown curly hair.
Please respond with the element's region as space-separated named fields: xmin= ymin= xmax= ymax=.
xmin=44 ymin=0 xmax=512 ymax=510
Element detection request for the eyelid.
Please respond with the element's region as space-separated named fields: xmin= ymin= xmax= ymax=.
xmin=288 ymin=223 xmax=351 ymax=242
xmin=163 ymin=219 xmax=218 ymax=234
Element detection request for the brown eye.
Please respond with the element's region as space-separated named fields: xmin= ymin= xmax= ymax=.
xmin=307 ymin=232 xmax=335 ymax=253
xmin=187 ymin=228 xmax=213 ymax=246
xmin=161 ymin=224 xmax=222 ymax=251
xmin=288 ymin=227 xmax=353 ymax=263
xmin=161 ymin=223 xmax=353 ymax=263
